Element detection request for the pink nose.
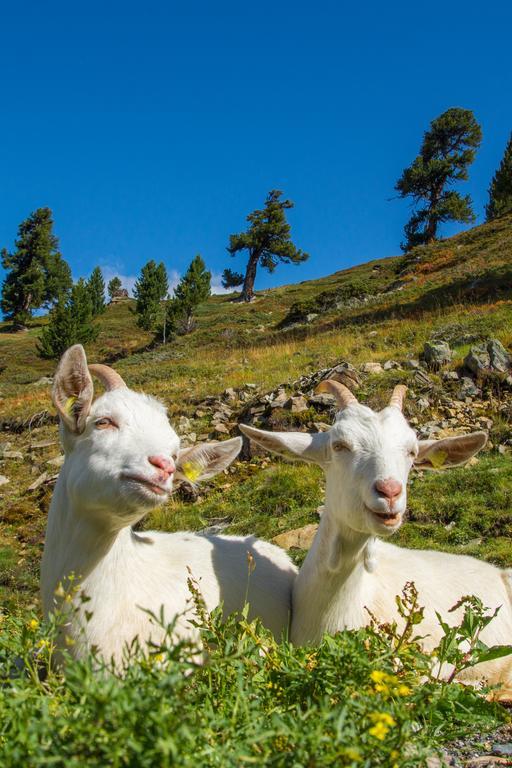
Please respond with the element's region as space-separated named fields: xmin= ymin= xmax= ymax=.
xmin=148 ymin=455 xmax=175 ymax=476
xmin=374 ymin=478 xmax=402 ymax=503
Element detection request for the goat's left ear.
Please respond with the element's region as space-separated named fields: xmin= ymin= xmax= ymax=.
xmin=415 ymin=431 xmax=487 ymax=470
xmin=175 ymin=437 xmax=242 ymax=483
xmin=52 ymin=345 xmax=94 ymax=434
xmin=239 ymin=424 xmax=330 ymax=467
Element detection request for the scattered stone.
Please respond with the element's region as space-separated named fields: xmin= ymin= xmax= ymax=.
xmin=0 ymin=475 xmax=10 ymax=486
xmin=413 ymin=369 xmax=433 ymax=389
xmin=361 ymin=362 xmax=383 ymax=374
xmin=329 ymin=363 xmax=362 ymax=390
xmin=465 ymin=339 xmax=511 ymax=376
xmin=423 ymin=340 xmax=451 ymax=369
xmin=442 ymin=371 xmax=460 ymax=381
xmin=31 ymin=376 xmax=53 ymax=386
xmin=222 ymin=387 xmax=238 ymax=404
xmin=417 ymin=397 xmax=430 ymax=412
xmin=459 ymin=376 xmax=480 ymax=398
xmin=383 ymin=359 xmax=401 ymax=371
xmin=199 ymin=516 xmax=232 ymax=535
xmin=27 ymin=472 xmax=49 ymax=491
xmin=29 ymin=440 xmax=57 ymax=451
xmin=284 ymin=395 xmax=308 ymax=413
xmin=404 ymin=359 xmax=420 ymax=369
xmin=213 ymin=423 xmax=229 ymax=435
xmin=47 ymin=455 xmax=65 ymax=468
xmin=177 ymin=416 xmax=192 ymax=432
xmin=308 ymin=393 xmax=335 ymax=408
xmin=3 ymin=450 xmax=24 ymax=460
xmin=273 ymin=523 xmax=318 ymax=550
xmin=0 ymin=441 xmax=12 ymax=456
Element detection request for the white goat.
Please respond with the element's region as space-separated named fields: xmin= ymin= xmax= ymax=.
xmin=41 ymin=345 xmax=297 ymax=665
xmin=241 ymin=381 xmax=512 ymax=691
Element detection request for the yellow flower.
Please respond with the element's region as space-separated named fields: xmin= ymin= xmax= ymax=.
xmin=369 ymin=722 xmax=389 ymax=740
xmin=397 ymin=684 xmax=411 ymax=696
xmin=27 ymin=618 xmax=39 ymax=631
xmin=370 ymin=670 xmax=387 ymax=684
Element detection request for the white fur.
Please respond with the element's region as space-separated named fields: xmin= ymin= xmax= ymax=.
xmin=42 ymin=348 xmax=297 ymax=666
xmin=241 ymin=403 xmax=512 ymax=688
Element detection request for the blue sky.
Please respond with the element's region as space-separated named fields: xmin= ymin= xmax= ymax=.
xmin=1 ymin=0 xmax=511 ymax=301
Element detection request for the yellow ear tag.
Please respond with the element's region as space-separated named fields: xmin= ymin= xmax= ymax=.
xmin=64 ymin=396 xmax=77 ymax=415
xmin=429 ymin=449 xmax=448 ymax=469
xmin=181 ymin=461 xmax=202 ymax=482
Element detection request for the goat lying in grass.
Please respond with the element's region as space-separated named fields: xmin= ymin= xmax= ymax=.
xmin=241 ymin=381 xmax=512 ymax=692
xmin=41 ymin=345 xmax=297 ymax=665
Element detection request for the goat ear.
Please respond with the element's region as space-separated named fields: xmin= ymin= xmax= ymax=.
xmin=175 ymin=437 xmax=242 ymax=483
xmin=52 ymin=345 xmax=94 ymax=434
xmin=239 ymin=424 xmax=330 ymax=466
xmin=415 ymin=431 xmax=487 ymax=470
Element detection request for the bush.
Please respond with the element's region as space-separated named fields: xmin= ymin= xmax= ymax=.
xmin=280 ymin=279 xmax=374 ymax=327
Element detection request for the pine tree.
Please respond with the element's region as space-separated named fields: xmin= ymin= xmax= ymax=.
xmin=225 ymin=190 xmax=308 ymax=302
xmin=395 ymin=108 xmax=482 ymax=251
xmin=486 ymin=133 xmax=512 ymax=221
xmin=1 ymin=207 xmax=72 ymax=327
xmin=133 ymin=260 xmax=168 ymax=330
xmin=38 ymin=278 xmax=98 ymax=359
xmin=171 ymin=255 xmax=211 ymax=333
xmin=107 ymin=276 xmax=123 ymax=300
xmin=88 ymin=267 xmax=106 ymax=316
xmin=221 ymin=268 xmax=244 ymax=290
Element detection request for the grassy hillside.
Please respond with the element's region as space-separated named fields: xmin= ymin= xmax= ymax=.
xmin=1 ymin=216 xmax=511 ymax=764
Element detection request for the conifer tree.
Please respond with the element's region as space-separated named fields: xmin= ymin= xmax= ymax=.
xmin=1 ymin=207 xmax=72 ymax=327
xmin=221 ymin=268 xmax=244 ymax=290
xmin=133 ymin=260 xmax=168 ymax=330
xmin=172 ymin=255 xmax=211 ymax=332
xmin=395 ymin=108 xmax=482 ymax=251
xmin=486 ymin=133 xmax=512 ymax=221
xmin=88 ymin=267 xmax=106 ymax=316
xmin=38 ymin=278 xmax=98 ymax=359
xmin=107 ymin=276 xmax=123 ymax=300
xmin=225 ymin=190 xmax=308 ymax=302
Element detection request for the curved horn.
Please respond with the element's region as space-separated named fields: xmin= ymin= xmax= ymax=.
xmin=389 ymin=384 xmax=407 ymax=411
xmin=88 ymin=363 xmax=127 ymax=391
xmin=316 ymin=379 xmax=358 ymax=408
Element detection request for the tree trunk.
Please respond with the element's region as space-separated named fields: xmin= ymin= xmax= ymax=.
xmin=240 ymin=251 xmax=259 ymax=302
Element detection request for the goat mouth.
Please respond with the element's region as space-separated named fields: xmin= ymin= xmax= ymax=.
xmin=121 ymin=474 xmax=169 ymax=498
xmin=365 ymin=505 xmax=401 ymax=527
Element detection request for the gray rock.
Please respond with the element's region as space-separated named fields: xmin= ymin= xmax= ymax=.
xmin=0 ymin=475 xmax=9 ymax=486
xmin=47 ymin=455 xmax=65 ymax=468
xmin=0 ymin=442 xmax=12 ymax=457
xmin=417 ymin=397 xmax=430 ymax=412
xmin=423 ymin=340 xmax=451 ymax=369
xmin=3 ymin=451 xmax=24 ymax=460
xmin=442 ymin=371 xmax=460 ymax=381
xmin=404 ymin=359 xmax=420 ymax=370
xmin=465 ymin=338 xmax=511 ymax=376
xmin=308 ymin=393 xmax=335 ymax=408
xmin=222 ymin=387 xmax=238 ymax=404
xmin=413 ymin=369 xmax=433 ymax=389
xmin=285 ymin=395 xmax=308 ymax=413
xmin=31 ymin=376 xmax=53 ymax=386
xmin=383 ymin=359 xmax=402 ymax=371
xmin=361 ymin=362 xmax=383 ymax=374
xmin=177 ymin=416 xmax=192 ymax=432
xmin=329 ymin=363 xmax=362 ymax=389
xmin=459 ymin=376 xmax=480 ymax=398
xmin=305 ymin=313 xmax=318 ymax=323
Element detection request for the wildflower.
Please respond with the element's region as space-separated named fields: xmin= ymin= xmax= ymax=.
xmin=370 ymin=670 xmax=387 ymax=684
xmin=27 ymin=618 xmax=39 ymax=631
xmin=397 ymin=684 xmax=411 ymax=696
xmin=368 ymin=711 xmax=396 ymax=740
xmin=369 ymin=721 xmax=389 ymax=740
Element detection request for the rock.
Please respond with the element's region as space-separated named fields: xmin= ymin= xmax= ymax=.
xmin=329 ymin=363 xmax=362 ymax=390
xmin=413 ymin=369 xmax=433 ymax=389
xmin=361 ymin=362 xmax=383 ymax=374
xmin=308 ymin=393 xmax=335 ymax=409
xmin=273 ymin=523 xmax=318 ymax=550
xmin=244 ymin=383 xmax=257 ymax=390
xmin=3 ymin=451 xmax=24 ymax=460
xmin=177 ymin=416 xmax=192 ymax=432
xmin=442 ymin=371 xmax=459 ymax=381
xmin=222 ymin=387 xmax=238 ymax=404
xmin=199 ymin=516 xmax=233 ymax=535
xmin=269 ymin=389 xmax=288 ymax=409
xmin=47 ymin=455 xmax=65 ymax=467
xmin=31 ymin=376 xmax=54 ymax=386
xmin=213 ymin=423 xmax=229 ymax=435
xmin=459 ymin=376 xmax=480 ymax=398
xmin=305 ymin=313 xmax=318 ymax=323
xmin=423 ymin=340 xmax=451 ymax=369
xmin=284 ymin=395 xmax=308 ymax=413
xmin=383 ymin=360 xmax=402 ymax=371
xmin=0 ymin=442 xmax=12 ymax=457
xmin=27 ymin=472 xmax=49 ymax=491
xmin=465 ymin=339 xmax=511 ymax=376
xmin=404 ymin=359 xmax=420 ymax=370
xmin=417 ymin=397 xmax=430 ymax=412
xmin=29 ymin=440 xmax=57 ymax=451
xmin=181 ymin=433 xmax=197 ymax=446
xmin=0 ymin=475 xmax=9 ymax=486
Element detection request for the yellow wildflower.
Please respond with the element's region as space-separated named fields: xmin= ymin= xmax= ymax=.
xmin=27 ymin=618 xmax=39 ymax=631
xmin=369 ymin=722 xmax=389 ymax=740
xmin=370 ymin=670 xmax=387 ymax=684
xmin=397 ymin=684 xmax=411 ymax=696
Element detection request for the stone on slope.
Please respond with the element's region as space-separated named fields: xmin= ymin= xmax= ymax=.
xmin=273 ymin=523 xmax=318 ymax=551
xmin=423 ymin=340 xmax=451 ymax=369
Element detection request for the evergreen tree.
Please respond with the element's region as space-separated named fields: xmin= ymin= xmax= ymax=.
xmin=171 ymin=255 xmax=211 ymax=332
xmin=38 ymin=278 xmax=98 ymax=359
xmin=133 ymin=260 xmax=168 ymax=330
xmin=395 ymin=108 xmax=482 ymax=251
xmin=1 ymin=207 xmax=72 ymax=327
xmin=221 ymin=268 xmax=244 ymax=290
xmin=486 ymin=133 xmax=512 ymax=221
xmin=107 ymin=276 xmax=123 ymax=300
xmin=225 ymin=190 xmax=308 ymax=302
xmin=88 ymin=267 xmax=106 ymax=316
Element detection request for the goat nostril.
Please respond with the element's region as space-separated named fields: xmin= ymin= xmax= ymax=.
xmin=375 ymin=478 xmax=403 ymax=500
xmin=148 ymin=455 xmax=175 ymax=475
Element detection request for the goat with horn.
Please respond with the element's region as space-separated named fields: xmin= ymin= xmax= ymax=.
xmin=240 ymin=379 xmax=512 ymax=693
xmin=42 ymin=345 xmax=297 ymax=667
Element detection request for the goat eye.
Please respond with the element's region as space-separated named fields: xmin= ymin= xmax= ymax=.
xmin=332 ymin=441 xmax=351 ymax=452
xmin=95 ymin=417 xmax=116 ymax=430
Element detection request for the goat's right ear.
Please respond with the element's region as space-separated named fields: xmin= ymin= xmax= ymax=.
xmin=52 ymin=345 xmax=94 ymax=434
xmin=239 ymin=424 xmax=330 ymax=466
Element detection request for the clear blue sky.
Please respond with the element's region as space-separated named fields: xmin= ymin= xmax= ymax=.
xmin=1 ymin=0 xmax=511 ymax=300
